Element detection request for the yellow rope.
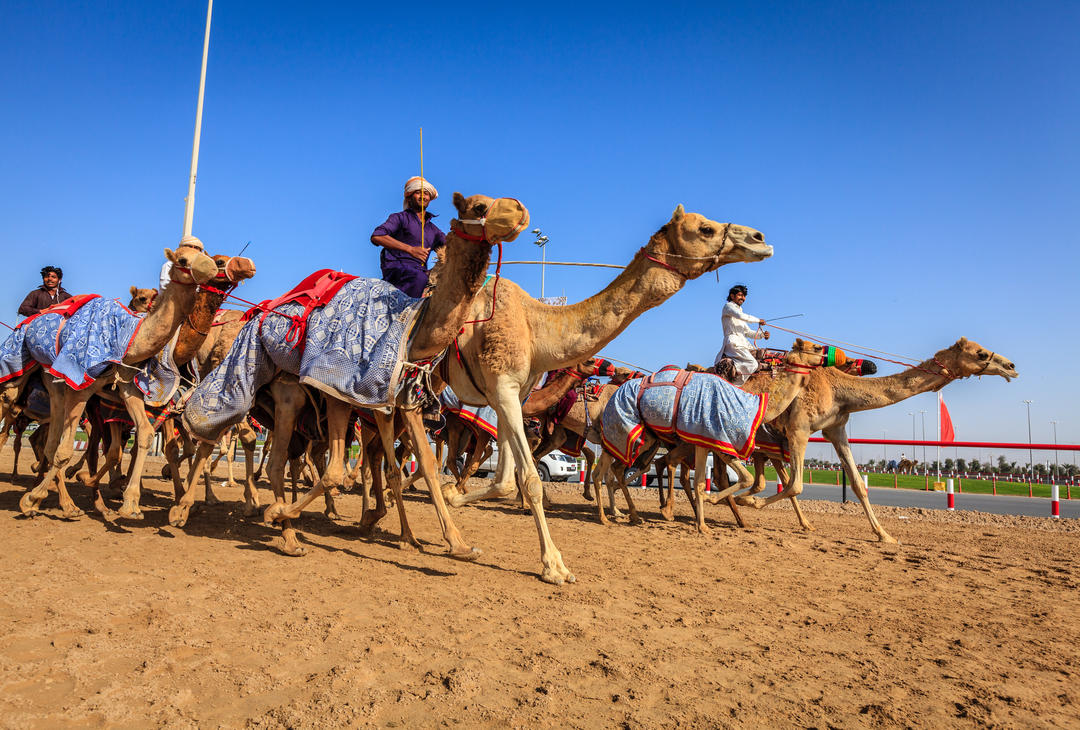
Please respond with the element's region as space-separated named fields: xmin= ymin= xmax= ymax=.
xmin=419 ymin=127 xmax=426 ymax=253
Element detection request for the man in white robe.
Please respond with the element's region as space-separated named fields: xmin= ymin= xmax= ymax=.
xmin=714 ymin=284 xmax=769 ymax=385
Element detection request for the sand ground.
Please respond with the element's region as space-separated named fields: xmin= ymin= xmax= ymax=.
xmin=1 ymin=450 xmax=1078 ymax=729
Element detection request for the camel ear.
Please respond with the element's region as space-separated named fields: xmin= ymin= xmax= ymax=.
xmin=483 ymin=197 xmax=530 ymax=243
xmin=672 ymin=204 xmax=685 ymax=221
xmin=129 ymin=286 xmax=138 ymax=298
xmin=453 ymin=192 xmax=467 ymax=217
xmin=164 ymin=248 xmax=177 ymax=263
xmin=793 ymin=338 xmax=805 ymax=349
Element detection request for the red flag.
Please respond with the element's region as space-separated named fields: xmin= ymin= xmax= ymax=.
xmin=938 ymin=392 xmax=955 ymax=443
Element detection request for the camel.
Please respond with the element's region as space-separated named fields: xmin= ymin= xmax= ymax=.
xmin=74 ymin=254 xmax=257 ymax=513
xmin=440 ymin=205 xmax=773 ymax=583
xmin=896 ymin=458 xmax=918 ymax=474
xmin=171 ymin=193 xmax=527 ymax=562
xmin=591 ymin=340 xmax=828 ymax=532
xmin=735 ymin=338 xmax=1017 ymax=542
xmin=128 ymin=286 xmax=158 ymax=313
xmin=15 ymin=241 xmax=220 ymax=519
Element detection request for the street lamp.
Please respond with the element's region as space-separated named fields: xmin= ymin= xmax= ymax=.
xmin=882 ymin=429 xmax=887 ymax=464
xmin=907 ymin=412 xmax=915 ymax=466
xmin=532 ymin=228 xmax=549 ymax=298
xmin=919 ymin=410 xmax=927 ymax=471
xmin=1050 ymin=419 xmax=1059 ymax=483
xmin=1023 ymin=400 xmax=1033 ymax=483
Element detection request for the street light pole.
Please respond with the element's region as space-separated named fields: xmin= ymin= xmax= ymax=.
xmin=1050 ymin=420 xmax=1059 ymax=483
xmin=1023 ymin=400 xmax=1033 ymax=483
xmin=907 ymin=412 xmax=915 ymax=466
xmin=532 ymin=228 xmax=549 ymax=299
xmin=882 ymin=429 xmax=887 ymax=465
xmin=919 ymin=410 xmax=927 ymax=471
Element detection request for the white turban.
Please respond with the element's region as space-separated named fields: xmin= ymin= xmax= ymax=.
xmin=404 ymin=176 xmax=438 ymax=201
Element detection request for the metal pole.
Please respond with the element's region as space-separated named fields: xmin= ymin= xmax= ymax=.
xmin=182 ymin=0 xmax=214 ymax=239
xmin=919 ymin=410 xmax=927 ymax=470
xmin=882 ymin=430 xmax=887 ymax=464
xmin=1050 ymin=420 xmax=1059 ymax=483
xmin=541 ymin=242 xmax=546 ymax=298
xmin=907 ymin=412 xmax=915 ymax=468
xmin=1023 ymin=400 xmax=1033 ymax=484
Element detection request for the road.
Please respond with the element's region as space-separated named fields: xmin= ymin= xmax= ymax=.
xmin=635 ymin=475 xmax=1077 ymax=518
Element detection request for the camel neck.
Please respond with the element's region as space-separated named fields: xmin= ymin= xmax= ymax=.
xmin=527 ymin=241 xmax=685 ymax=373
xmin=123 ymin=278 xmax=199 ymax=363
xmin=407 ymin=232 xmax=491 ymax=360
xmin=826 ymin=357 xmax=953 ymax=413
xmin=171 ymin=285 xmax=229 ymax=366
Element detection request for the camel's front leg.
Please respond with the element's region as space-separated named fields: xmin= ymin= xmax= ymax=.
xmin=825 ymin=425 xmax=897 ymax=543
xmin=615 ymin=467 xmax=642 ymax=525
xmin=265 ymin=400 xmax=351 ymax=524
xmin=167 ymin=441 xmax=215 ymax=527
xmin=161 ymin=422 xmax=188 ymax=503
xmin=449 ymin=423 xmax=518 ymax=506
xmin=115 ymin=383 xmax=157 ymax=520
xmin=21 ymin=379 xmax=101 ymax=518
xmin=236 ymin=421 xmax=261 ymax=516
xmin=581 ymin=446 xmax=595 ymax=501
xmin=493 ymin=378 xmax=573 ymax=584
xmin=401 ymin=409 xmax=480 ymax=560
xmin=691 ymin=448 xmax=711 ymax=534
xmin=594 ymin=451 xmax=613 ymax=525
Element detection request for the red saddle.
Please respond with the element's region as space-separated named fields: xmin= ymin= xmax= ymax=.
xmin=242 ymin=269 xmax=357 ymax=354
xmin=16 ymin=293 xmax=101 ymax=329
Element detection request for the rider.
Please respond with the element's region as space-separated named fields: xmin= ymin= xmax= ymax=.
xmin=370 ymin=176 xmax=446 ymax=298
xmin=714 ymin=284 xmax=769 ymax=385
xmin=18 ymin=266 xmax=72 ymax=317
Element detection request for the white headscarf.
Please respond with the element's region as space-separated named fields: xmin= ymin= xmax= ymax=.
xmin=404 ymin=176 xmax=438 ymax=200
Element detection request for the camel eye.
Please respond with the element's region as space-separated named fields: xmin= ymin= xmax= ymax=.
xmin=978 ymin=351 xmax=989 ymax=360
xmin=700 ymin=225 xmax=715 ymax=237
xmin=473 ymin=203 xmax=488 ymax=216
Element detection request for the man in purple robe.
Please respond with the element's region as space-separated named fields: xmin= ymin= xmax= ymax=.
xmin=370 ymin=176 xmax=446 ymax=297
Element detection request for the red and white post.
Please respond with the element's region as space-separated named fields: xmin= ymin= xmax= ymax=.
xmin=946 ymin=478 xmax=955 ymax=511
xmin=1051 ymin=484 xmax=1060 ymax=519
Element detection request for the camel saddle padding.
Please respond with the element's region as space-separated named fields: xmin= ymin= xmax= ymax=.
xmin=600 ymin=366 xmax=768 ymax=466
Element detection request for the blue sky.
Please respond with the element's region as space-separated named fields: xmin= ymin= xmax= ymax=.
xmin=2 ymin=1 xmax=1077 ymax=463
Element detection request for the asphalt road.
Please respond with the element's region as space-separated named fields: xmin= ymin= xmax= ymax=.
xmin=636 ymin=476 xmax=1077 ymax=519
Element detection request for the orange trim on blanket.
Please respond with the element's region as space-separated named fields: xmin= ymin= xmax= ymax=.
xmin=602 ymin=422 xmax=644 ymax=466
xmin=446 ymin=408 xmax=497 ymax=439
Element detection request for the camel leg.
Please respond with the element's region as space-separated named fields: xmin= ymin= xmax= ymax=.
xmin=265 ymin=399 xmax=351 ymax=525
xmin=253 ymin=433 xmax=272 ymax=483
xmin=400 ymin=409 xmax=479 ymax=559
xmin=825 ymin=426 xmax=897 ymax=543
xmin=20 ymin=379 xmax=102 ymax=518
xmin=448 ymin=423 xmax=519 ymax=507
xmin=594 ymin=451 xmax=613 ymax=525
xmin=358 ymin=442 xmax=388 ymax=535
xmin=115 ymin=383 xmax=156 ymax=520
xmin=714 ymin=458 xmax=746 ymax=528
xmin=237 ymin=421 xmax=261 ymax=516
xmin=495 ymin=378 xmax=574 ymax=583
xmin=11 ymin=417 xmax=27 ymax=480
xmin=615 ymin=467 xmax=642 ymax=525
xmin=161 ymin=422 xmax=188 ymax=503
xmin=167 ymin=440 xmax=216 ymax=527
xmin=581 ymin=447 xmax=595 ymax=501
xmin=691 ymin=448 xmax=712 ymax=534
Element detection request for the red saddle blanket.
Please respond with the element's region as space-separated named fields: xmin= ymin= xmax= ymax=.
xmin=242 ymin=270 xmax=357 ymax=354
xmin=16 ymin=294 xmax=102 ymax=329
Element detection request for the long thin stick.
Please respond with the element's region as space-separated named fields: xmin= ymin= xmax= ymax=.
xmin=487 ymin=261 xmax=625 ymax=269
xmin=762 ymin=313 xmax=804 ymax=322
xmin=237 ymin=240 xmax=251 ymax=257
xmin=182 ymin=0 xmax=214 ymax=239
xmin=419 ymin=127 xmax=425 ymax=252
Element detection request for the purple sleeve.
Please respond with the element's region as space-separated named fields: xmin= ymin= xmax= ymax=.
xmin=371 ymin=212 xmax=402 ymax=242
xmin=432 ymin=226 xmax=447 ymax=250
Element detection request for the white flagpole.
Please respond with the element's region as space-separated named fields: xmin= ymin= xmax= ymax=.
xmin=182 ymin=0 xmax=214 ymax=240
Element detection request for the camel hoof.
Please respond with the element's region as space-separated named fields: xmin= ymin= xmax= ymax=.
xmin=449 ymin=546 xmax=482 ymax=562
xmin=262 ymin=502 xmax=288 ymax=525
xmin=629 ymin=515 xmax=643 ymax=526
xmin=168 ymin=505 xmax=190 ymax=528
xmin=734 ymin=495 xmax=762 ymax=508
xmin=19 ymin=493 xmax=41 ymax=516
xmin=241 ymin=501 xmax=260 ymax=517
xmin=279 ymin=542 xmax=308 ymax=557
xmin=397 ymin=539 xmax=420 ymax=553
xmin=324 ymin=509 xmax=342 ymax=521
xmin=117 ymin=503 xmax=144 ymax=520
xmin=879 ymin=534 xmax=899 ymax=545
xmin=696 ymin=524 xmax=712 ymax=535
xmin=448 ymin=494 xmax=467 ymax=508
xmin=539 ymin=567 xmax=576 ymax=585
xmin=61 ymin=507 xmax=85 ymax=520
xmin=660 ymin=505 xmax=674 ymax=522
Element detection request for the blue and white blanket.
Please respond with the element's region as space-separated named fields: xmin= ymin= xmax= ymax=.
xmin=601 ymin=366 xmax=768 ymax=465
xmin=439 ymin=386 xmax=498 ymax=438
xmin=0 ymin=297 xmax=177 ymax=403
xmin=183 ymin=277 xmax=426 ymax=442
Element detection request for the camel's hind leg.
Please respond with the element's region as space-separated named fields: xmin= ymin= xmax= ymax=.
xmin=167 ymin=440 xmax=216 ymax=527
xmin=115 ymin=382 xmax=157 ymax=520
xmin=236 ymin=420 xmax=261 ymax=516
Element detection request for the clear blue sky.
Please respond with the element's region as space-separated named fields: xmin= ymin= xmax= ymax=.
xmin=2 ymin=1 xmax=1077 ymax=462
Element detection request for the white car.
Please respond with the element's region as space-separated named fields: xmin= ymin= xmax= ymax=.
xmin=474 ymin=445 xmax=581 ymax=482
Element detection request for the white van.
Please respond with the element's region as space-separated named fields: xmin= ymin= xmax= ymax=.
xmin=473 ymin=444 xmax=581 ymax=482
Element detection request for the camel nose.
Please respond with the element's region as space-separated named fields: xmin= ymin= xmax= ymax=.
xmin=751 ymin=231 xmax=764 ymax=242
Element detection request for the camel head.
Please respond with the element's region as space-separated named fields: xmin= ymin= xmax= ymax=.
xmin=583 ymin=358 xmax=616 ymax=378
xmin=213 ymin=254 xmax=257 ymax=285
xmin=785 ymin=339 xmax=828 ymax=369
xmin=451 ymin=193 xmax=530 ymax=245
xmin=938 ymin=338 xmax=1018 ymax=383
xmin=165 ymin=241 xmax=219 ymax=285
xmin=649 ymin=205 xmax=773 ymax=279
xmin=610 ymin=367 xmax=648 ymax=384
xmin=128 ymin=286 xmax=158 ymax=313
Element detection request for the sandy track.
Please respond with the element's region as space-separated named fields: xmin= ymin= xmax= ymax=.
xmin=1 ymin=452 xmax=1077 ymax=728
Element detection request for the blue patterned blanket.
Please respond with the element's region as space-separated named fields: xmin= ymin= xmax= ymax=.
xmin=183 ymin=276 xmax=426 ymax=442
xmin=0 ymin=296 xmax=177 ymax=403
xmin=601 ymin=366 xmax=768 ymax=465
xmin=439 ymin=386 xmax=498 ymax=438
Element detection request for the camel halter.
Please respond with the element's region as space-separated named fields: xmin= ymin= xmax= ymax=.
xmin=643 ymin=223 xmax=733 ymax=279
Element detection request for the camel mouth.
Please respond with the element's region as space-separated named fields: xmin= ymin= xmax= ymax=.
xmin=740 ymin=243 xmax=773 ymax=261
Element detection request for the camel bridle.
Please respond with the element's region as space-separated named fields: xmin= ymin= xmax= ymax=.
xmin=644 ymin=223 xmax=734 ymax=279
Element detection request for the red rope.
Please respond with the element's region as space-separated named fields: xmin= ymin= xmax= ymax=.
xmin=0 ymin=320 xmax=14 ymax=331
xmin=768 ymin=323 xmax=948 ymax=379
xmin=464 ymin=242 xmax=503 ymax=325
